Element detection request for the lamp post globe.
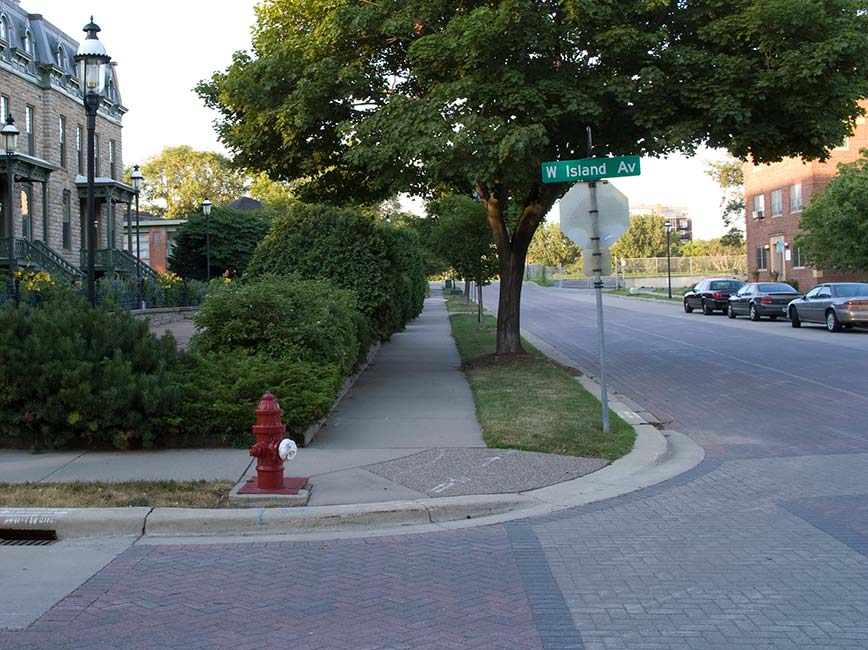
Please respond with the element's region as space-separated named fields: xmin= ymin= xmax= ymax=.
xmin=74 ymin=17 xmax=111 ymax=307
xmin=202 ymin=199 xmax=212 ymax=281
xmin=2 ymin=114 xmax=18 ymax=276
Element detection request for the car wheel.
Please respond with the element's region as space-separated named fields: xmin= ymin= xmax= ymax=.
xmin=789 ymin=307 xmax=801 ymax=328
xmin=749 ymin=303 xmax=761 ymax=321
xmin=727 ymin=304 xmax=736 ymax=319
xmin=826 ymin=310 xmax=842 ymax=332
xmin=683 ymin=299 xmax=693 ymax=313
xmin=702 ymin=300 xmax=713 ymax=315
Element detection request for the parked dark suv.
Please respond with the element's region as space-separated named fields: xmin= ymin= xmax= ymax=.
xmin=684 ymin=279 xmax=745 ymax=315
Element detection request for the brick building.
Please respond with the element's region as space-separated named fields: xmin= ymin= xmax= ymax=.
xmin=744 ymin=102 xmax=868 ymax=291
xmin=0 ymin=2 xmax=142 ymax=281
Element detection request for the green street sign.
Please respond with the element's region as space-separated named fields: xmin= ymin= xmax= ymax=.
xmin=541 ymin=155 xmax=641 ymax=183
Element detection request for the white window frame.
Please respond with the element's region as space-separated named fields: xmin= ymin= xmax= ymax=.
xmin=770 ymin=189 xmax=783 ymax=217
xmin=789 ymin=184 xmax=803 ymax=213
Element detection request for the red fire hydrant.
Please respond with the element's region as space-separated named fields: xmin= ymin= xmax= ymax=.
xmin=243 ymin=392 xmax=298 ymax=493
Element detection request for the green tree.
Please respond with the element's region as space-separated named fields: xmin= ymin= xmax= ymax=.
xmin=527 ymin=223 xmax=581 ymax=268
xmin=681 ymin=235 xmax=744 ymax=257
xmin=168 ymin=206 xmax=271 ymax=280
xmin=797 ymin=152 xmax=868 ymax=272
xmin=198 ymin=0 xmax=868 ymax=354
xmin=248 ymin=171 xmax=298 ymax=213
xmin=429 ymin=195 xmax=499 ymax=322
xmin=706 ymin=158 xmax=745 ymax=231
xmin=137 ymin=146 xmax=249 ymax=218
xmin=611 ymin=216 xmax=679 ymax=259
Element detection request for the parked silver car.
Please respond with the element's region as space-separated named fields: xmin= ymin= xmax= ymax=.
xmin=787 ymin=282 xmax=868 ymax=332
xmin=728 ymin=282 xmax=802 ymax=321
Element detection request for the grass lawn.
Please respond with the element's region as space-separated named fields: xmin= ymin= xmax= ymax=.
xmin=526 ymin=277 xmax=553 ymax=287
xmin=449 ymin=313 xmax=635 ymax=460
xmin=606 ymin=288 xmax=683 ymax=301
xmin=0 ymin=480 xmax=236 ymax=508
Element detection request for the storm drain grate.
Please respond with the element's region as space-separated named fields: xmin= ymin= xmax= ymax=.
xmin=0 ymin=529 xmax=58 ymax=546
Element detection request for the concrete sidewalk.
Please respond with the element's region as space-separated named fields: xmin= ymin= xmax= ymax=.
xmin=0 ymin=288 xmax=704 ymax=539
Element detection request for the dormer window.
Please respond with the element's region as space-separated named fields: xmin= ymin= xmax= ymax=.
xmin=57 ymin=43 xmax=69 ymax=70
xmin=22 ymin=28 xmax=33 ymax=57
xmin=0 ymin=15 xmax=9 ymax=43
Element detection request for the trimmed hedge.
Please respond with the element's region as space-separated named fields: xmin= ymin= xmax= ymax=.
xmin=247 ymin=203 xmax=425 ymax=338
xmin=0 ymin=294 xmax=181 ymax=449
xmin=193 ymin=275 xmax=370 ymax=377
xmin=173 ymin=350 xmax=342 ymax=447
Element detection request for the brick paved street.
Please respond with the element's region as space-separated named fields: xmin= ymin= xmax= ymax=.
xmin=3 ymin=287 xmax=867 ymax=649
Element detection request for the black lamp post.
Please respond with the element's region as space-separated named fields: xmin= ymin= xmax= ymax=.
xmin=2 ymin=113 xmax=18 ymax=277
xmin=130 ymin=164 xmax=144 ymax=307
xmin=75 ymin=17 xmax=111 ymax=307
xmin=202 ymin=199 xmax=212 ymax=281
xmin=664 ymin=219 xmax=673 ymax=299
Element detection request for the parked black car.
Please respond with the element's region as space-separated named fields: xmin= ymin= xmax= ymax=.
xmin=787 ymin=282 xmax=868 ymax=332
xmin=684 ymin=279 xmax=745 ymax=315
xmin=727 ymin=282 xmax=802 ymax=321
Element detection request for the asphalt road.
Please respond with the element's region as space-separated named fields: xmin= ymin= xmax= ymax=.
xmin=486 ymin=283 xmax=868 ymax=460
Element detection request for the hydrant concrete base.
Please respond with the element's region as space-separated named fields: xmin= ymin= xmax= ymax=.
xmin=229 ymin=477 xmax=311 ymax=508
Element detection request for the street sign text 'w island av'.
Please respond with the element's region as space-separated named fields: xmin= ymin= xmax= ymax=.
xmin=541 ymin=156 xmax=641 ymax=183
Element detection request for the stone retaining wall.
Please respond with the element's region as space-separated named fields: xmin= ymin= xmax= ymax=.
xmin=131 ymin=307 xmax=198 ymax=326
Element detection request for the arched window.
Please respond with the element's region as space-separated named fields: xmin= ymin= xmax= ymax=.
xmin=22 ymin=28 xmax=33 ymax=56
xmin=56 ymin=43 xmax=68 ymax=70
xmin=0 ymin=15 xmax=9 ymax=42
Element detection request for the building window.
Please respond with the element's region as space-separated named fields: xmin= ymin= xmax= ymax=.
xmin=25 ymin=106 xmax=34 ymax=155
xmin=62 ymin=190 xmax=71 ymax=249
xmin=76 ymin=126 xmax=83 ymax=174
xmin=94 ymin=134 xmax=100 ymax=176
xmin=752 ymin=194 xmax=765 ymax=219
xmin=833 ymin=137 xmax=850 ymax=152
xmin=793 ymin=246 xmax=807 ymax=268
xmin=755 ymin=246 xmax=768 ymax=271
xmin=0 ymin=96 xmax=7 ymax=123
xmin=109 ymin=140 xmax=116 ymax=179
xmin=789 ymin=184 xmax=803 ymax=212
xmin=152 ymin=231 xmax=161 ymax=246
xmin=770 ymin=189 xmax=783 ymax=217
xmin=0 ymin=15 xmax=8 ymax=43
xmin=22 ymin=29 xmax=33 ymax=57
xmin=20 ymin=185 xmax=32 ymax=240
xmin=59 ymin=117 xmax=66 ymax=167
xmin=56 ymin=44 xmax=68 ymax=70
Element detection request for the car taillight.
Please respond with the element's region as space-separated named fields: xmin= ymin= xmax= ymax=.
xmin=713 ymin=292 xmax=723 ymax=299
xmin=842 ymin=300 xmax=868 ymax=310
xmin=760 ymin=297 xmax=773 ymax=304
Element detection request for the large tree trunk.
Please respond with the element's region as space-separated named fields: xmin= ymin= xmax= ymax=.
xmin=476 ymin=181 xmax=560 ymax=356
xmin=464 ymin=278 xmax=471 ymax=303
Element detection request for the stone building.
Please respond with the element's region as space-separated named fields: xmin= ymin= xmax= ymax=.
xmin=743 ymin=101 xmax=868 ymax=290
xmin=0 ymin=2 xmax=143 ymax=282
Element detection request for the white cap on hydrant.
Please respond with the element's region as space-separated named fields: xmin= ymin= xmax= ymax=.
xmin=278 ymin=438 xmax=297 ymax=461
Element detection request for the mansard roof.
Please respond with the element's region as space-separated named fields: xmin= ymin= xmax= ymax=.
xmin=0 ymin=2 xmax=124 ymax=114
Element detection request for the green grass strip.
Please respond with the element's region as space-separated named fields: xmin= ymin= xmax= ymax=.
xmin=449 ymin=313 xmax=635 ymax=460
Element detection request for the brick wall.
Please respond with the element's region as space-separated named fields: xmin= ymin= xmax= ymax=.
xmin=744 ymin=104 xmax=868 ymax=291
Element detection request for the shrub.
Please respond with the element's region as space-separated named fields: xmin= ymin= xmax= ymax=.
xmin=247 ymin=203 xmax=425 ymax=338
xmin=173 ymin=350 xmax=342 ymax=447
xmin=0 ymin=293 xmax=181 ymax=449
xmin=168 ymin=206 xmax=271 ymax=281
xmin=193 ymin=275 xmax=370 ymax=377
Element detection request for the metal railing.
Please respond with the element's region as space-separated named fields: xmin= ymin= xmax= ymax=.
xmin=23 ymin=240 xmax=85 ymax=282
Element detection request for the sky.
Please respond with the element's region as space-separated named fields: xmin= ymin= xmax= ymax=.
xmin=33 ymin=1 xmax=730 ymax=239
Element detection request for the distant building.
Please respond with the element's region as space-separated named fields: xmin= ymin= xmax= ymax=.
xmin=743 ymin=101 xmax=867 ymax=290
xmin=227 ymin=196 xmax=262 ymax=211
xmin=629 ymin=204 xmax=693 ymax=241
xmin=121 ymin=214 xmax=184 ymax=274
xmin=0 ymin=4 xmax=141 ymax=281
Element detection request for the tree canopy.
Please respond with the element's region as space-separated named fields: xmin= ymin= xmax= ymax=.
xmin=137 ymin=146 xmax=249 ymax=219
xmin=706 ymin=158 xmax=746 ymax=231
xmin=527 ymin=223 xmax=581 ymax=267
xmin=199 ymin=0 xmax=868 ymax=353
xmin=797 ymin=152 xmax=868 ymax=272
xmin=611 ymin=215 xmax=680 ymax=259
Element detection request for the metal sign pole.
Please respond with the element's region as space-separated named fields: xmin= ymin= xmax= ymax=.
xmin=588 ymin=180 xmax=610 ymax=434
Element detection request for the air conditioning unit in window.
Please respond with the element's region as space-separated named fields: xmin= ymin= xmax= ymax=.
xmin=752 ymin=210 xmax=764 ymax=220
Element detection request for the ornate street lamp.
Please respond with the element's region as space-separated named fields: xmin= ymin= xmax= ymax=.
xmin=75 ymin=17 xmax=111 ymax=307
xmin=202 ymin=199 xmax=212 ymax=281
xmin=2 ymin=113 xmax=18 ymax=276
xmin=130 ymin=164 xmax=144 ymax=307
